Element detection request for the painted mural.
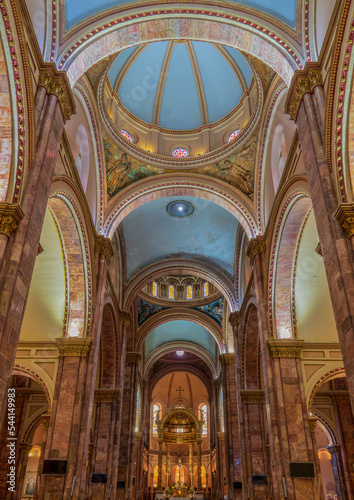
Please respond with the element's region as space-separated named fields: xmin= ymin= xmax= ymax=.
xmin=105 ymin=137 xmax=156 ymax=199
xmin=137 ymin=298 xmax=167 ymax=327
xmin=0 ymin=38 xmax=12 ymax=202
xmin=193 ymin=298 xmax=224 ymax=327
xmin=199 ymin=139 xmax=256 ymax=197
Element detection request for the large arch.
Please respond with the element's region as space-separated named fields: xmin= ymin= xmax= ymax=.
xmin=58 ymin=17 xmax=301 ymax=87
xmin=104 ymin=174 xmax=257 ymax=239
xmin=124 ymin=258 xmax=237 ymax=312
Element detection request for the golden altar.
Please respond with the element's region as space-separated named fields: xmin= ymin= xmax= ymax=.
xmin=171 ymin=481 xmax=188 ymax=497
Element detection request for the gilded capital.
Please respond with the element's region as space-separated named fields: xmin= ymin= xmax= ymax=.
xmin=334 ymin=204 xmax=354 ymax=239
xmin=229 ymin=311 xmax=242 ymax=328
xmin=56 ymin=337 xmax=92 ymax=357
xmin=0 ymin=203 xmax=25 ymax=236
xmin=119 ymin=310 xmax=131 ymax=326
xmin=94 ymin=235 xmax=114 ymax=262
xmin=126 ymin=352 xmax=142 ymax=365
xmin=217 ymin=432 xmax=224 ymax=441
xmin=240 ymin=390 xmax=265 ymax=404
xmin=42 ymin=413 xmax=50 ymax=430
xmin=219 ymin=353 xmax=235 ymax=365
xmin=267 ymin=339 xmax=304 ymax=358
xmin=38 ymin=63 xmax=75 ymax=121
xmin=285 ymin=63 xmax=323 ymax=121
xmin=94 ymin=388 xmax=120 ymax=403
xmin=308 ymin=416 xmax=318 ymax=433
xmin=246 ymin=236 xmax=266 ymax=265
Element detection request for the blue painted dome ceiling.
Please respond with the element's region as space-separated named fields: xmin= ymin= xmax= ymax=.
xmin=108 ymin=41 xmax=254 ymax=131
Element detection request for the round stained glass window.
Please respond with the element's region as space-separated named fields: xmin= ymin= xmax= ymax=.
xmin=172 ymin=148 xmax=188 ymax=158
xmin=121 ymin=129 xmax=133 ymax=142
xmin=228 ymin=129 xmax=240 ymax=142
xmin=176 ymin=350 xmax=184 ymax=356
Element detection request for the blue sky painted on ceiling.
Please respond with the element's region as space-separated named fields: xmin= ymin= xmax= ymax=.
xmin=122 ymin=196 xmax=239 ymax=280
xmin=108 ymin=41 xmax=251 ymax=130
xmin=144 ymin=320 xmax=216 ymax=357
xmin=65 ymin=0 xmax=297 ymax=29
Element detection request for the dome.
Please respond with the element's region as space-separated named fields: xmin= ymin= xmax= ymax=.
xmin=108 ymin=41 xmax=253 ymax=131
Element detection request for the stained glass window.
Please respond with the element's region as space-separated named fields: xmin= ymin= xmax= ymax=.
xmin=201 ymin=466 xmax=206 ymax=487
xmin=152 ymin=281 xmax=157 ymax=296
xmin=172 ymin=148 xmax=188 ymax=158
xmin=228 ymin=129 xmax=240 ymax=142
xmin=204 ymin=282 xmax=209 ymax=297
xmin=169 ymin=285 xmax=174 ymax=299
xmin=152 ymin=403 xmax=161 ymax=434
xmin=153 ymin=465 xmax=159 ymax=487
xmin=176 ymin=350 xmax=184 ymax=356
xmin=199 ymin=403 xmax=208 ymax=435
xmin=135 ymin=388 xmax=140 ymax=432
xmin=187 ymin=285 xmax=192 ymax=300
xmin=121 ymin=129 xmax=133 ymax=142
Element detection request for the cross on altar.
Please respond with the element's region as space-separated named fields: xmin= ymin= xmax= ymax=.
xmin=176 ymin=386 xmax=184 ymax=399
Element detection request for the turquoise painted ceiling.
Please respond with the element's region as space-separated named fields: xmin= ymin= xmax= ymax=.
xmin=65 ymin=0 xmax=297 ymax=29
xmin=122 ymin=196 xmax=239 ymax=280
xmin=144 ymin=320 xmax=216 ymax=357
xmin=108 ymin=41 xmax=253 ymax=130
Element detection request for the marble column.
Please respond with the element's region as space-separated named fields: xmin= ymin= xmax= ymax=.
xmin=166 ymin=443 xmax=170 ymax=488
xmin=89 ymin=389 xmax=120 ymax=499
xmin=189 ymin=443 xmax=193 ymax=488
xmin=328 ymin=445 xmax=348 ymax=500
xmin=37 ymin=338 xmax=91 ymax=499
xmin=14 ymin=442 xmax=32 ymax=500
xmin=286 ymin=64 xmax=354 ymax=414
xmin=33 ymin=414 xmax=50 ymax=500
xmin=158 ymin=439 xmax=163 ymax=489
xmin=197 ymin=437 xmax=202 ymax=490
xmin=247 ymin=238 xmax=320 ymax=500
xmin=0 ymin=66 xmax=74 ymax=425
xmin=219 ymin=352 xmax=242 ymax=498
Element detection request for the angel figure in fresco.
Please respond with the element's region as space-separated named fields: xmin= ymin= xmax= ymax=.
xmin=107 ymin=152 xmax=131 ymax=197
xmin=222 ymin=158 xmax=254 ymax=195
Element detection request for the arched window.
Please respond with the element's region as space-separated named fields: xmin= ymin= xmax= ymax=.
xmin=203 ymin=282 xmax=209 ymax=297
xmin=219 ymin=389 xmax=225 ymax=432
xmin=135 ymin=387 xmax=141 ymax=432
xmin=152 ymin=281 xmax=157 ymax=296
xmin=201 ymin=466 xmax=206 ymax=488
xmin=152 ymin=403 xmax=161 ymax=434
xmin=169 ymin=285 xmax=174 ymax=299
xmin=187 ymin=285 xmax=192 ymax=299
xmin=198 ymin=403 xmax=208 ymax=435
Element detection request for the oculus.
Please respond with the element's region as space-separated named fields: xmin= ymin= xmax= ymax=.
xmin=172 ymin=148 xmax=189 ymax=158
xmin=228 ymin=129 xmax=240 ymax=142
xmin=166 ymin=200 xmax=194 ymax=218
xmin=120 ymin=129 xmax=133 ymax=142
xmin=176 ymin=350 xmax=184 ymax=356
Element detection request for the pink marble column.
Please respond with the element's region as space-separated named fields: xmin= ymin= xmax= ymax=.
xmin=286 ymin=67 xmax=354 ymax=414
xmin=0 ymin=70 xmax=74 ymax=425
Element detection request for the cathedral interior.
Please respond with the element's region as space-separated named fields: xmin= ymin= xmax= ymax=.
xmin=0 ymin=0 xmax=354 ymax=499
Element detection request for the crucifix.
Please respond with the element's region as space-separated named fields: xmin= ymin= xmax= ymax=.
xmin=176 ymin=386 xmax=184 ymax=400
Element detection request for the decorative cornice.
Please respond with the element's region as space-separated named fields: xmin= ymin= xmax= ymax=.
xmin=0 ymin=203 xmax=25 ymax=236
xmin=285 ymin=62 xmax=323 ymax=121
xmin=246 ymin=236 xmax=267 ymax=265
xmin=308 ymin=416 xmax=318 ymax=433
xmin=94 ymin=388 xmax=120 ymax=403
xmin=329 ymin=391 xmax=351 ymax=404
xmin=56 ymin=337 xmax=92 ymax=357
xmin=228 ymin=312 xmax=242 ymax=328
xmin=38 ymin=63 xmax=75 ymax=121
xmin=240 ymin=390 xmax=265 ymax=404
xmin=119 ymin=310 xmax=131 ymax=326
xmin=217 ymin=432 xmax=224 ymax=441
xmin=219 ymin=353 xmax=235 ymax=365
xmin=94 ymin=235 xmax=114 ymax=262
xmin=334 ymin=204 xmax=354 ymax=239
xmin=267 ymin=339 xmax=304 ymax=358
xmin=126 ymin=352 xmax=142 ymax=365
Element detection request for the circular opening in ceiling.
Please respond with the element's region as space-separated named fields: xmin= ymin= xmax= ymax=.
xmin=166 ymin=200 xmax=194 ymax=218
xmin=176 ymin=350 xmax=184 ymax=356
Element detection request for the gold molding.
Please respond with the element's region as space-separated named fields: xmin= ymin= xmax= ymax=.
xmin=267 ymin=339 xmax=304 ymax=358
xmin=126 ymin=352 xmax=142 ymax=365
xmin=334 ymin=204 xmax=354 ymax=239
xmin=228 ymin=312 xmax=242 ymax=328
xmin=0 ymin=203 xmax=25 ymax=236
xmin=217 ymin=432 xmax=224 ymax=441
xmin=240 ymin=390 xmax=265 ymax=404
xmin=308 ymin=416 xmax=318 ymax=433
xmin=38 ymin=63 xmax=75 ymax=121
xmin=119 ymin=310 xmax=131 ymax=326
xmin=246 ymin=236 xmax=267 ymax=265
xmin=94 ymin=388 xmax=120 ymax=403
xmin=219 ymin=353 xmax=235 ymax=365
xmin=56 ymin=337 xmax=92 ymax=357
xmin=94 ymin=235 xmax=114 ymax=262
xmin=285 ymin=62 xmax=323 ymax=121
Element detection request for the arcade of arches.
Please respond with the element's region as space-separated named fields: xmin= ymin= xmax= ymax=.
xmin=1 ymin=0 xmax=354 ymax=499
